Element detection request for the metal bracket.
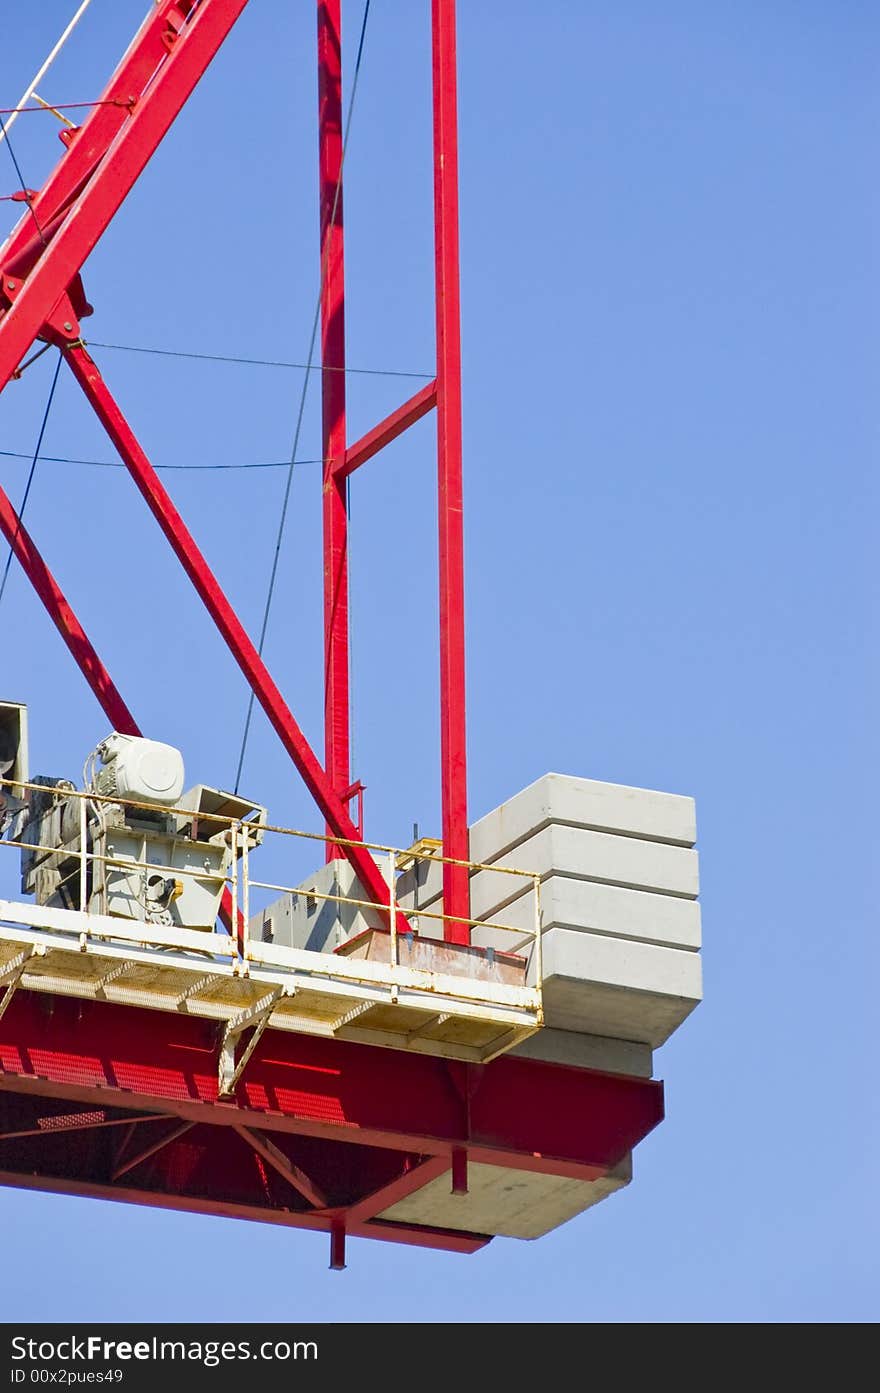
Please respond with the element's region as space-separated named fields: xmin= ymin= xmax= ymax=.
xmin=0 ymin=945 xmax=43 ymax=1023
xmin=329 ymin=1000 xmax=374 ymax=1031
xmin=175 ymin=971 xmax=225 ymax=1009
xmin=94 ymin=959 xmax=134 ymax=997
xmin=217 ymin=986 xmax=285 ymax=1097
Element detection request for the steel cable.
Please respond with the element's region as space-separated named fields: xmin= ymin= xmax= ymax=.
xmin=0 ymin=352 xmax=63 ymax=608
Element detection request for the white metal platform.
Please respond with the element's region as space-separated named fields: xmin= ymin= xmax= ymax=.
xmin=0 ymin=777 xmax=545 ymax=1086
xmin=0 ymin=897 xmax=542 ymax=1088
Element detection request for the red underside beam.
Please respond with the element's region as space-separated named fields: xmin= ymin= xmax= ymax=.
xmin=0 ymin=993 xmax=664 ymax=1174
xmin=0 ymin=1166 xmax=488 ymax=1256
xmin=61 ymin=341 xmax=407 ymax=931
xmin=0 ymin=1086 xmax=490 ymax=1254
xmin=334 ymin=380 xmax=438 ymax=481
xmin=432 ymin=0 xmax=470 ymax=942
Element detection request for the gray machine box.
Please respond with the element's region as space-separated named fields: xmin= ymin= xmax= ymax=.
xmin=0 ymin=701 xmax=28 ymax=796
xmin=251 ymin=855 xmax=389 ymax=953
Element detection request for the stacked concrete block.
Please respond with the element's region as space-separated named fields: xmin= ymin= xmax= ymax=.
xmin=397 ymin=773 xmax=702 ymax=1059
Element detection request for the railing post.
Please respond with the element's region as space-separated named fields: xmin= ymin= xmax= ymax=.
xmin=240 ymin=820 xmax=249 ymax=964
xmin=533 ymin=873 xmax=543 ymax=1017
xmin=78 ymin=791 xmax=88 ymax=914
xmin=388 ymin=848 xmax=399 ymax=1002
xmin=229 ymin=820 xmax=239 ymax=956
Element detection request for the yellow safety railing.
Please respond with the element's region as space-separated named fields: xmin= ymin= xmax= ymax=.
xmin=0 ymin=777 xmax=543 ymax=991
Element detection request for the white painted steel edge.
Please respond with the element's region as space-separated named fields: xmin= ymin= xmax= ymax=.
xmin=0 ymin=903 xmax=540 ymax=1015
xmin=209 ymin=963 xmax=540 ymax=1029
xmin=0 ymin=898 xmax=235 ymax=958
xmin=0 ymin=909 xmax=540 ymax=1033
xmin=0 ymin=921 xmax=239 ymax=980
xmin=0 ymin=943 xmax=539 ymax=1062
xmin=245 ymin=937 xmax=540 ymax=1011
xmin=337 ymin=1023 xmax=539 ymax=1064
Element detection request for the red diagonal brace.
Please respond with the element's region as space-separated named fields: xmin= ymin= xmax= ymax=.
xmin=62 ymin=341 xmax=407 ymax=930
xmin=342 ymin=1155 xmax=450 ymax=1226
xmin=0 ymin=476 xmax=246 ymax=936
xmin=333 ymin=380 xmax=438 ymax=481
xmin=0 ymin=482 xmax=138 ymax=734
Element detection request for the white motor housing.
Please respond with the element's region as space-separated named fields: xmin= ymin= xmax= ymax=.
xmin=94 ymin=734 xmax=185 ymax=807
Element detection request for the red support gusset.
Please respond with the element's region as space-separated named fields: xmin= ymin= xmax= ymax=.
xmin=318 ymin=0 xmax=351 ymax=844
xmin=432 ymin=0 xmax=470 ymax=943
xmin=61 ymin=340 xmax=407 ymax=932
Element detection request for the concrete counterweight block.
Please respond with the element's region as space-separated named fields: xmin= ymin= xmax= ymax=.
xmin=398 ymin=772 xmax=703 ymax=1057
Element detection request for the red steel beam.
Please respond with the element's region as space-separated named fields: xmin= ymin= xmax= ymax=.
xmin=333 ymin=381 xmax=438 ymax=481
xmin=0 ymin=0 xmax=251 ymax=391
xmin=0 ymin=482 xmax=139 ymax=734
xmin=62 ymin=341 xmax=408 ymax=932
xmin=0 ymin=477 xmax=244 ymax=936
xmin=432 ymin=0 xmax=470 ymax=943
xmin=0 ymin=1165 xmax=488 ymax=1255
xmin=0 ymin=994 xmax=664 ymax=1175
xmin=318 ymin=0 xmax=351 ymax=834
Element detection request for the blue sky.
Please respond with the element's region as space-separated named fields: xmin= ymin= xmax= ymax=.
xmin=0 ymin=0 xmax=876 ymax=1321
